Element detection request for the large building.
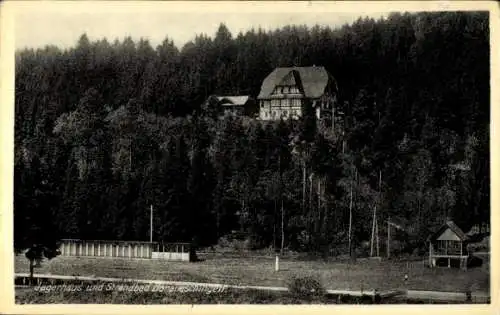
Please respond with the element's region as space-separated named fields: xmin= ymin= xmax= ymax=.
xmin=257 ymin=66 xmax=338 ymax=121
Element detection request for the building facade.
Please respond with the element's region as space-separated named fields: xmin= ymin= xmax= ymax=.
xmin=257 ymin=66 xmax=338 ymax=121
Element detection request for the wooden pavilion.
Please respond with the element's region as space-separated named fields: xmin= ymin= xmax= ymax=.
xmin=427 ymin=221 xmax=470 ymax=270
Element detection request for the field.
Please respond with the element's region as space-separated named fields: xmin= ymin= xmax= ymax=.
xmin=14 ymin=252 xmax=490 ymax=294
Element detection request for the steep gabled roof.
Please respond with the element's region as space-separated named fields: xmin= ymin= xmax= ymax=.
xmin=258 ymin=66 xmax=333 ymax=99
xmin=427 ymin=220 xmax=469 ymax=242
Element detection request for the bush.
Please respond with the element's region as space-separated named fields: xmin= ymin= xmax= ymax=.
xmin=287 ymin=276 xmax=326 ymax=298
xmin=467 ymin=236 xmax=490 ymax=253
xmin=215 ymin=232 xmax=266 ymax=252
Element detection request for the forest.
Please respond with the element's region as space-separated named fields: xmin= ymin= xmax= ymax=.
xmin=14 ymin=11 xmax=490 ymax=257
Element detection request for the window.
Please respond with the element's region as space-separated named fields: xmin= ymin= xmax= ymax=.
xmin=437 ymin=240 xmax=446 ymax=253
xmin=436 ymin=240 xmax=461 ymax=255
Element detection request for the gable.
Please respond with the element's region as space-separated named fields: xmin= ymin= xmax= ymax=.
xmin=258 ymin=66 xmax=333 ymax=99
xmin=271 ymin=70 xmax=303 ymax=95
xmin=436 ymin=228 xmax=461 ymax=241
xmin=278 ymin=70 xmax=298 ymax=86
xmin=428 ymin=220 xmax=468 ymax=242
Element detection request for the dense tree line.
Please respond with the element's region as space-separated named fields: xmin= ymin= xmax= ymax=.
xmin=14 ymin=11 xmax=489 ymax=256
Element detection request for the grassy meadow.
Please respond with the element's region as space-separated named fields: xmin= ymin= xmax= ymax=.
xmin=14 ymin=252 xmax=490 ymax=294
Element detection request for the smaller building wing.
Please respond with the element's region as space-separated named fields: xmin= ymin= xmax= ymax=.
xmin=216 ymin=95 xmax=250 ymax=106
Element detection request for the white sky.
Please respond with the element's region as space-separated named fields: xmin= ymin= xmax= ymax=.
xmin=10 ymin=1 xmax=496 ymax=50
xmin=11 ymin=1 xmax=399 ymax=50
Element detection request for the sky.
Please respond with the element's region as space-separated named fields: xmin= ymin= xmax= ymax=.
xmin=11 ymin=1 xmax=397 ymax=50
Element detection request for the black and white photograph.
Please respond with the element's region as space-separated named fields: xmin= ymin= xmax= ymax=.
xmin=2 ymin=0 xmax=496 ymax=308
